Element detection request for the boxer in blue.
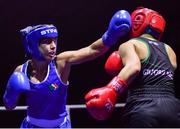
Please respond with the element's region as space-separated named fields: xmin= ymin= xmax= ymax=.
xmin=3 ymin=10 xmax=131 ymax=128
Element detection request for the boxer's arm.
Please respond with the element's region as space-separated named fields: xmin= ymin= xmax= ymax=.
xmin=84 ymin=41 xmax=141 ymax=120
xmin=56 ymin=38 xmax=108 ymax=65
xmin=118 ymin=41 xmax=141 ymax=84
xmin=165 ymin=44 xmax=177 ymax=69
xmin=56 ymin=10 xmax=131 ymax=66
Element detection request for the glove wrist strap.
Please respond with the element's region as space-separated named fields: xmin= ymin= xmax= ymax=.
xmin=107 ymin=76 xmax=127 ymax=95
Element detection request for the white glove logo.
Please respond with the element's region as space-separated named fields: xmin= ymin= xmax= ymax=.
xmin=105 ymin=98 xmax=113 ymax=110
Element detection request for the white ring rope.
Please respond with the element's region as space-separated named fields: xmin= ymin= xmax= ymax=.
xmin=0 ymin=103 xmax=125 ymax=111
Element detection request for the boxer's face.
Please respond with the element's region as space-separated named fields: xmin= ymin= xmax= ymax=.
xmin=39 ymin=37 xmax=57 ymax=61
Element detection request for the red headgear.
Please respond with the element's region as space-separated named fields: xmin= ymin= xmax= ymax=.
xmin=131 ymin=7 xmax=166 ymax=40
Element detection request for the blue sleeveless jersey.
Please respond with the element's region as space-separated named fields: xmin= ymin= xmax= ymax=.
xmin=21 ymin=60 xmax=68 ymax=120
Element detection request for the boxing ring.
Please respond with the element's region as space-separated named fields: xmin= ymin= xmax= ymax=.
xmin=0 ymin=103 xmax=125 ymax=128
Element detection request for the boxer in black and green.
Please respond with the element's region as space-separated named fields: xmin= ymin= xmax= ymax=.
xmin=85 ymin=7 xmax=180 ymax=127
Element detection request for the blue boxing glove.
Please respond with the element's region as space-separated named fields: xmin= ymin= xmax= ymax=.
xmin=102 ymin=10 xmax=131 ymax=47
xmin=3 ymin=72 xmax=30 ymax=110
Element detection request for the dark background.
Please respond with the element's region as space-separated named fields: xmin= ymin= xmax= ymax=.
xmin=0 ymin=0 xmax=180 ymax=127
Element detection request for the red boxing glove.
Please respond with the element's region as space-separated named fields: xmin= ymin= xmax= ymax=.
xmin=85 ymin=76 xmax=127 ymax=120
xmin=105 ymin=51 xmax=123 ymax=76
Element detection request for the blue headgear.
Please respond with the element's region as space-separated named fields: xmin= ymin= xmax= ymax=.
xmin=20 ymin=24 xmax=58 ymax=60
